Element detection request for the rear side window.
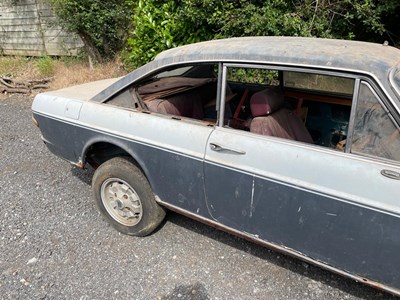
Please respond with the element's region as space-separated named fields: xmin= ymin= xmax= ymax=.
xmin=228 ymin=68 xmax=279 ymax=86
xmin=284 ymin=71 xmax=354 ymax=96
xmin=352 ymin=82 xmax=400 ymax=161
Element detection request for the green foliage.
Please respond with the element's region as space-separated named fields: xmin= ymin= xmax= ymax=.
xmin=125 ymin=0 xmax=219 ymax=68
xmin=36 ymin=56 xmax=55 ymax=77
xmin=49 ymin=0 xmax=134 ymax=58
xmin=126 ymin=0 xmax=177 ymax=68
xmin=48 ymin=0 xmax=399 ymax=68
xmin=228 ymin=68 xmax=279 ymax=86
xmin=126 ymin=0 xmax=400 ymax=69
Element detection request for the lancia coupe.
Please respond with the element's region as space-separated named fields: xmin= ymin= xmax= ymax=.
xmin=32 ymin=37 xmax=400 ymax=295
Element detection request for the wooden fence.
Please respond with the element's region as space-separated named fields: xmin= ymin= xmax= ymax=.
xmin=0 ymin=0 xmax=83 ymax=56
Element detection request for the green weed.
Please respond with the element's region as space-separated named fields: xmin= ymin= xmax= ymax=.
xmin=35 ymin=56 xmax=55 ymax=77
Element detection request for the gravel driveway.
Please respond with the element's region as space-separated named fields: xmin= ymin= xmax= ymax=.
xmin=0 ymin=94 xmax=398 ymax=300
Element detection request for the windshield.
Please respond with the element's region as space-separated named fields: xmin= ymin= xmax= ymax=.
xmin=391 ymin=66 xmax=400 ymax=98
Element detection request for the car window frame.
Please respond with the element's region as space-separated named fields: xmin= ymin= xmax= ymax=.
xmin=348 ymin=79 xmax=400 ymax=165
xmin=101 ymin=60 xmax=400 ymax=162
xmin=218 ymin=63 xmax=357 ymax=141
xmin=217 ymin=63 xmax=400 ymax=164
xmin=282 ymin=70 xmax=355 ymax=97
xmin=104 ymin=62 xmax=221 ymax=127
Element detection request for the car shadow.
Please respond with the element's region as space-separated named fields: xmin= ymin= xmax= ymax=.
xmin=70 ymin=165 xmax=95 ymax=186
xmin=165 ymin=211 xmax=398 ymax=300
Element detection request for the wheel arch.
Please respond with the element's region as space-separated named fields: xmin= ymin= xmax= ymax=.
xmin=81 ymin=136 xmax=153 ymax=187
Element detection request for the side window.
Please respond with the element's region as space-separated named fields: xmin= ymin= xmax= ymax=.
xmin=351 ymin=82 xmax=400 ymax=161
xmin=228 ymin=68 xmax=279 ymax=86
xmin=223 ymin=65 xmax=354 ymax=149
xmin=137 ymin=64 xmax=220 ymax=123
xmin=105 ymin=64 xmax=220 ymax=124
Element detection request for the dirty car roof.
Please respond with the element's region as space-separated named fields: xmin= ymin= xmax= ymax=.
xmin=155 ymin=36 xmax=400 ymax=72
xmin=92 ymin=37 xmax=400 ymax=103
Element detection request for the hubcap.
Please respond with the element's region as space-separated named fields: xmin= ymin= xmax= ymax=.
xmin=100 ymin=178 xmax=143 ymax=226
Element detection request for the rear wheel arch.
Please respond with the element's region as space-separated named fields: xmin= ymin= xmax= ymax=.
xmin=82 ymin=140 xmax=149 ymax=181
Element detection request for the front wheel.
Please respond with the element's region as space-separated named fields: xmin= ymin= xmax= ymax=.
xmin=92 ymin=157 xmax=165 ymax=236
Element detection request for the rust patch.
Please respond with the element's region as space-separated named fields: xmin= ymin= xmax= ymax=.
xmin=75 ymin=160 xmax=85 ymax=169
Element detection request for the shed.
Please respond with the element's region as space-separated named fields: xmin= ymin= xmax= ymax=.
xmin=0 ymin=0 xmax=83 ymax=56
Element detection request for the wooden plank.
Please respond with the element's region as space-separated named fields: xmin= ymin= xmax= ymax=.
xmin=0 ymin=3 xmax=50 ymax=10
xmin=0 ymin=30 xmax=76 ymax=39
xmin=2 ymin=49 xmax=45 ymax=56
xmin=1 ymin=46 xmax=81 ymax=56
xmin=1 ymin=37 xmax=51 ymax=44
xmin=1 ymin=41 xmax=81 ymax=51
xmin=0 ymin=3 xmax=37 ymax=12
xmin=1 ymin=10 xmax=54 ymax=18
xmin=1 ymin=43 xmax=82 ymax=51
xmin=0 ymin=24 xmax=45 ymax=31
xmin=2 ymin=47 xmax=80 ymax=56
xmin=0 ymin=31 xmax=42 ymax=39
xmin=0 ymin=18 xmax=41 ymax=26
xmin=0 ymin=16 xmax=56 ymax=25
xmin=1 ymin=43 xmax=45 ymax=50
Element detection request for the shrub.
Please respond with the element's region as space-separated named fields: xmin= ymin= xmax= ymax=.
xmin=36 ymin=56 xmax=55 ymax=78
xmin=49 ymin=0 xmax=135 ymax=61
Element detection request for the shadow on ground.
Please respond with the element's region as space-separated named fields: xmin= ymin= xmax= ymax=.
xmin=166 ymin=212 xmax=398 ymax=300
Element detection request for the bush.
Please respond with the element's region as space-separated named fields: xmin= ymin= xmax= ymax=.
xmin=125 ymin=0 xmax=399 ymax=69
xmin=48 ymin=0 xmax=399 ymax=69
xmin=36 ymin=56 xmax=55 ymax=78
xmin=49 ymin=0 xmax=135 ymax=61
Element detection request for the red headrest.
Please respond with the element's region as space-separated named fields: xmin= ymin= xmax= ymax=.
xmin=250 ymin=88 xmax=284 ymax=117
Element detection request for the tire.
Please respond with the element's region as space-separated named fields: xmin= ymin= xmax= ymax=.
xmin=92 ymin=156 xmax=165 ymax=236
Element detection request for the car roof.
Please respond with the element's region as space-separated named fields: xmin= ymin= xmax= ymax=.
xmin=154 ymin=36 xmax=400 ymax=74
xmin=92 ymin=36 xmax=400 ymax=103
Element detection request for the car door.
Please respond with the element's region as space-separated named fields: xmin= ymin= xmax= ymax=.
xmin=204 ymin=65 xmax=400 ymax=287
xmin=93 ymin=63 xmax=220 ymax=218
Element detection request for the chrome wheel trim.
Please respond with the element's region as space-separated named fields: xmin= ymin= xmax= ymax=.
xmin=100 ymin=178 xmax=143 ymax=226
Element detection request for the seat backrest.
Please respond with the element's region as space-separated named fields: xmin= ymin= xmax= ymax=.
xmin=146 ymin=81 xmax=219 ymax=119
xmin=249 ymin=89 xmax=313 ymax=143
xmin=146 ymin=98 xmax=181 ymax=116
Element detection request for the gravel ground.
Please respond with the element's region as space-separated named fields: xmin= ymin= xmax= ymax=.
xmin=0 ymin=93 xmax=398 ymax=300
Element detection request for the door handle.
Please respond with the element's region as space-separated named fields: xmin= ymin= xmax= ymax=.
xmin=209 ymin=143 xmax=246 ymax=155
xmin=381 ymin=169 xmax=400 ymax=180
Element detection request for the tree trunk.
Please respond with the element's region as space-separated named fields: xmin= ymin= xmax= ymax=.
xmin=78 ymin=31 xmax=103 ymax=64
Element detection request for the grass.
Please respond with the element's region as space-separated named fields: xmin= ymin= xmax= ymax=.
xmin=0 ymin=55 xmax=127 ymax=91
xmin=0 ymin=56 xmax=29 ymax=78
xmin=35 ymin=56 xmax=55 ymax=78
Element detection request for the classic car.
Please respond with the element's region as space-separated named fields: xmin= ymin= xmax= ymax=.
xmin=32 ymin=37 xmax=400 ymax=295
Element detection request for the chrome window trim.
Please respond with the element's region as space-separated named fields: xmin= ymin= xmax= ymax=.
xmin=346 ymin=79 xmax=361 ymax=153
xmin=389 ymin=66 xmax=400 ymax=98
xmin=223 ymin=62 xmax=359 ymax=80
xmin=216 ymin=63 xmax=223 ymax=115
xmin=95 ymin=59 xmax=396 ymax=106
xmin=98 ymin=60 xmax=399 ymax=128
xmin=218 ymin=65 xmax=228 ymax=127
